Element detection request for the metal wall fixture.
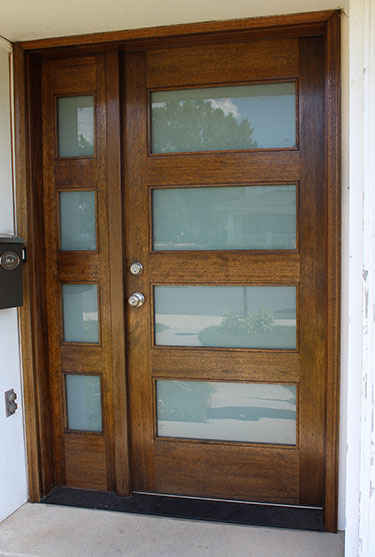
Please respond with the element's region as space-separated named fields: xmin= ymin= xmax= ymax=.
xmin=5 ymin=389 xmax=18 ymax=417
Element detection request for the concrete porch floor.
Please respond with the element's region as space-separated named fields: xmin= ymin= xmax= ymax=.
xmin=0 ymin=503 xmax=345 ymax=556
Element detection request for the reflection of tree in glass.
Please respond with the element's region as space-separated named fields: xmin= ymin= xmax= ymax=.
xmin=85 ymin=377 xmax=101 ymax=430
xmin=78 ymin=198 xmax=93 ymax=236
xmin=152 ymin=99 xmax=257 ymax=153
xmin=78 ymin=133 xmax=93 ymax=155
xmin=158 ymin=381 xmax=217 ymax=423
xmin=154 ymin=188 xmax=236 ymax=249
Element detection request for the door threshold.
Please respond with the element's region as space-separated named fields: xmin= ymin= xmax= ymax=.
xmin=41 ymin=487 xmax=324 ymax=531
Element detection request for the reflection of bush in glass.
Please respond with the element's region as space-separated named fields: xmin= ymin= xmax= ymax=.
xmin=221 ymin=308 xmax=274 ymax=335
xmin=198 ymin=308 xmax=296 ymax=349
xmin=157 ymin=381 xmax=216 ymax=423
xmin=78 ymin=133 xmax=94 ymax=156
xmin=85 ymin=376 xmax=102 ymax=431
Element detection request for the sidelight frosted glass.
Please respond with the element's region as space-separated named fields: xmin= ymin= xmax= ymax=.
xmin=58 ymin=96 xmax=94 ymax=157
xmin=151 ymin=82 xmax=296 ymax=153
xmin=65 ymin=374 xmax=102 ymax=432
xmin=62 ymin=284 xmax=99 ymax=343
xmin=154 ymin=285 xmax=296 ymax=349
xmin=59 ymin=190 xmax=96 ymax=251
xmin=157 ymin=380 xmax=296 ymax=445
xmin=152 ymin=185 xmax=296 ymax=251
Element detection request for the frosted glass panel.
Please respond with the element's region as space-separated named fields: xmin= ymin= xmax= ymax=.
xmin=154 ymin=286 xmax=296 ymax=349
xmin=58 ymin=96 xmax=94 ymax=157
xmin=60 ymin=190 xmax=96 ymax=251
xmin=65 ymin=374 xmax=102 ymax=432
xmin=157 ymin=380 xmax=296 ymax=445
xmin=153 ymin=185 xmax=296 ymax=251
xmin=151 ymin=82 xmax=296 ymax=153
xmin=62 ymin=284 xmax=99 ymax=343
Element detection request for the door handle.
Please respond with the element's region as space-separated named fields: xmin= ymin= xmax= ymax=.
xmin=128 ymin=292 xmax=145 ymax=307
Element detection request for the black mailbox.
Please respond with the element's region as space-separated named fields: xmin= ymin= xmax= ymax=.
xmin=0 ymin=236 xmax=25 ymax=310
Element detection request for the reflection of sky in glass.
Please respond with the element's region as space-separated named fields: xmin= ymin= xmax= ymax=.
xmin=58 ymin=96 xmax=94 ymax=157
xmin=66 ymin=374 xmax=102 ymax=432
xmin=77 ymin=107 xmax=94 ymax=145
xmin=62 ymin=284 xmax=99 ymax=343
xmin=152 ymin=82 xmax=296 ymax=152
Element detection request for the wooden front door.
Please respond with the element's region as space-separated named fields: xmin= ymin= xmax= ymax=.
xmin=35 ymin=14 xmax=339 ymax=530
xmin=124 ymin=36 xmax=326 ymax=506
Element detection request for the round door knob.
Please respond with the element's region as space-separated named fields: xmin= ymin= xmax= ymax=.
xmin=128 ymin=292 xmax=145 ymax=307
xmin=129 ymin=261 xmax=143 ymax=276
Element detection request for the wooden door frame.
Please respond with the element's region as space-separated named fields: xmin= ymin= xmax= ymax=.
xmin=13 ymin=9 xmax=341 ymax=531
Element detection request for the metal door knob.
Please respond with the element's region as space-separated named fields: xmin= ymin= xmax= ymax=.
xmin=128 ymin=292 xmax=145 ymax=307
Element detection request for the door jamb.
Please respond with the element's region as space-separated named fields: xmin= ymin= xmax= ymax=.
xmin=13 ymin=10 xmax=341 ymax=531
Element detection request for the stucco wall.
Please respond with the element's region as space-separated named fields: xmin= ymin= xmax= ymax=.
xmin=0 ymin=40 xmax=28 ymax=522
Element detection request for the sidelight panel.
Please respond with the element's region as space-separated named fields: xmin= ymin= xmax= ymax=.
xmin=65 ymin=374 xmax=102 ymax=432
xmin=62 ymin=284 xmax=99 ymax=343
xmin=59 ymin=190 xmax=96 ymax=251
xmin=57 ymin=95 xmax=95 ymax=157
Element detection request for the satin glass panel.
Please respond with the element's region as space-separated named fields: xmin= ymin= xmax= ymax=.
xmin=58 ymin=95 xmax=94 ymax=157
xmin=62 ymin=284 xmax=99 ymax=343
xmin=65 ymin=374 xmax=102 ymax=432
xmin=151 ymin=82 xmax=296 ymax=153
xmin=60 ymin=190 xmax=96 ymax=251
xmin=154 ymin=285 xmax=296 ymax=349
xmin=157 ymin=380 xmax=296 ymax=445
xmin=152 ymin=185 xmax=296 ymax=251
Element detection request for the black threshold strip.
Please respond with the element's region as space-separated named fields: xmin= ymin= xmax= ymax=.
xmin=42 ymin=487 xmax=324 ymax=531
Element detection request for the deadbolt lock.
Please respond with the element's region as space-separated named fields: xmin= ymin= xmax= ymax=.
xmin=128 ymin=292 xmax=145 ymax=307
xmin=129 ymin=261 xmax=143 ymax=276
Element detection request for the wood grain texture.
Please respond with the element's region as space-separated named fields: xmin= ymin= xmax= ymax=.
xmin=14 ymin=45 xmax=55 ymax=501
xmin=126 ymin=36 xmax=307 ymax=504
xmin=152 ymin=350 xmax=300 ymax=382
xmin=149 ymin=253 xmax=300 ymax=284
xmin=324 ymin=11 xmax=341 ymax=533
xmin=124 ymin=51 xmax=156 ymax=494
xmin=146 ymin=152 xmax=299 ymax=185
xmin=53 ymin=57 xmax=96 ymax=93
xmin=298 ymin=36 xmax=326 ymax=507
xmin=153 ymin=442 xmax=299 ymax=503
xmin=55 ymin=159 xmax=97 ymax=187
xmin=106 ymin=48 xmax=130 ymax=496
xmin=42 ymin=58 xmax=66 ymax=485
xmin=147 ymin=39 xmax=298 ymax=88
xmin=64 ymin=435 xmax=107 ymax=490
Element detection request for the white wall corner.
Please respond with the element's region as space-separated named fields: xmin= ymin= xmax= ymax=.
xmin=344 ymin=0 xmax=375 ymax=555
xmin=0 ymin=36 xmax=12 ymax=52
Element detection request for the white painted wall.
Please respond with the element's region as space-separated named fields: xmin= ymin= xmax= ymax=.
xmin=0 ymin=39 xmax=28 ymax=522
xmin=343 ymin=1 xmax=375 ymax=555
